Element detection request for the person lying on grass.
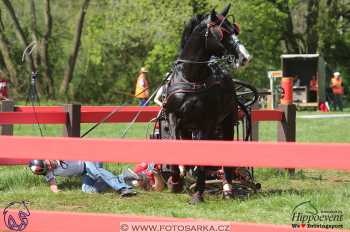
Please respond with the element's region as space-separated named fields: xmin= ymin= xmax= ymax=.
xmin=123 ymin=163 xmax=189 ymax=192
xmin=122 ymin=163 xmax=167 ymax=192
xmin=29 ymin=160 xmax=136 ymax=197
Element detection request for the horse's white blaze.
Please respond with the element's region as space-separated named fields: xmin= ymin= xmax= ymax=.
xmin=230 ymin=35 xmax=251 ymax=67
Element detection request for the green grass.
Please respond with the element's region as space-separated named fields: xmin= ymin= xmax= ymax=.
xmin=1 ymin=108 xmax=350 ymax=228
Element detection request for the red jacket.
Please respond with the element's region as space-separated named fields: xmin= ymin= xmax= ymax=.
xmin=331 ymin=77 xmax=344 ymax=95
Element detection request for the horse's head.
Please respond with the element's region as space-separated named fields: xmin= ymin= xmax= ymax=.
xmin=206 ymin=4 xmax=251 ymax=67
xmin=181 ymin=4 xmax=251 ymax=67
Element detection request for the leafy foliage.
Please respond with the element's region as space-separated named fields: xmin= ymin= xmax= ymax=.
xmin=0 ymin=0 xmax=349 ymax=102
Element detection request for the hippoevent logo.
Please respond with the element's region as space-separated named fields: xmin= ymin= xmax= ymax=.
xmin=291 ymin=200 xmax=343 ymax=229
xmin=3 ymin=201 xmax=31 ymax=231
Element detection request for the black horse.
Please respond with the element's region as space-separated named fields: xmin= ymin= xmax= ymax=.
xmin=163 ymin=4 xmax=251 ymax=203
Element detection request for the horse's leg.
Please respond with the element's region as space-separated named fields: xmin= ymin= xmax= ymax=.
xmin=190 ymin=165 xmax=206 ymax=204
xmin=167 ymin=113 xmax=178 ymax=140
xmin=221 ymin=111 xmax=236 ymax=199
xmin=167 ymin=113 xmax=184 ymax=193
xmin=190 ymin=128 xmax=214 ymax=204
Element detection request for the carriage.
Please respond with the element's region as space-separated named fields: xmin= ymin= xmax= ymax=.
xmin=149 ymin=78 xmax=261 ymax=198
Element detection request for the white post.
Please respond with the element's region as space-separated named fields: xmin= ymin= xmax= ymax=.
xmin=268 ymin=71 xmax=282 ymax=109
xmin=269 ymin=77 xmax=274 ymax=109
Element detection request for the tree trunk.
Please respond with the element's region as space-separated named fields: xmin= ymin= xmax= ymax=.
xmin=0 ymin=8 xmax=4 ymax=30
xmin=266 ymin=0 xmax=302 ymax=53
xmin=0 ymin=30 xmax=18 ymax=94
xmin=0 ymin=10 xmax=18 ymax=94
xmin=282 ymin=10 xmax=302 ymax=53
xmin=30 ymin=0 xmax=40 ymax=68
xmin=1 ymin=0 xmax=36 ymax=74
xmin=59 ymin=0 xmax=90 ymax=96
xmin=305 ymin=0 xmax=319 ymax=53
xmin=41 ymin=0 xmax=54 ymax=98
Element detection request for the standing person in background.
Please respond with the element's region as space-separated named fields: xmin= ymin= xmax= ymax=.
xmin=309 ymin=75 xmax=318 ymax=102
xmin=154 ymin=72 xmax=171 ymax=107
xmin=293 ymin=75 xmax=300 ymax=87
xmin=135 ymin=67 xmax=150 ymax=106
xmin=0 ymin=71 xmax=9 ymax=100
xmin=154 ymin=85 xmax=164 ymax=107
xmin=330 ymin=72 xmax=344 ymax=111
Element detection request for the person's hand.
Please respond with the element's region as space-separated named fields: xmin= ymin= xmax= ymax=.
xmin=50 ymin=184 xmax=60 ymax=193
xmin=49 ymin=178 xmax=60 ymax=193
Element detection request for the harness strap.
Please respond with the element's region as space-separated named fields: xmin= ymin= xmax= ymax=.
xmin=165 ymin=80 xmax=221 ymax=105
xmin=175 ymin=58 xmax=218 ymax=64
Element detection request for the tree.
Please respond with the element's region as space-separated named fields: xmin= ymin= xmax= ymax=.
xmin=0 ymin=10 xmax=18 ymax=94
xmin=41 ymin=0 xmax=54 ymax=97
xmin=2 ymin=0 xmax=36 ymax=74
xmin=59 ymin=0 xmax=90 ymax=96
xmin=0 ymin=0 xmax=348 ymax=102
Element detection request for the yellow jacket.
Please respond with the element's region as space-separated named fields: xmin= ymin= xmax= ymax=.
xmin=135 ymin=73 xmax=150 ymax=98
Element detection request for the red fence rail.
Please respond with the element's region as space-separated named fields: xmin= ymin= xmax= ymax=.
xmin=0 ymin=102 xmax=295 ymax=166
xmin=0 ymin=105 xmax=285 ymax=124
xmin=0 ymin=136 xmax=349 ymax=232
xmin=1 ymin=136 xmax=349 ymax=170
xmin=1 ymin=210 xmax=344 ymax=232
xmin=0 ymin=102 xmax=344 ymax=232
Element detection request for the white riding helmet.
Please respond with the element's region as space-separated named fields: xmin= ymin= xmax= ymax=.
xmin=28 ymin=160 xmax=48 ymax=175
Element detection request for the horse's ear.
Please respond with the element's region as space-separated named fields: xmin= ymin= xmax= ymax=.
xmin=220 ymin=4 xmax=231 ymax=17
xmin=210 ymin=9 xmax=218 ymax=21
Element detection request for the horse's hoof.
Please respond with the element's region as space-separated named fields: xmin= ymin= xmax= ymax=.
xmin=167 ymin=176 xmax=183 ymax=193
xmin=222 ymin=183 xmax=233 ymax=199
xmin=138 ymin=173 xmax=152 ymax=191
xmin=190 ymin=192 xmax=204 ymax=205
xmin=255 ymin=183 xmax=261 ymax=190
xmin=223 ymin=190 xmax=234 ymax=200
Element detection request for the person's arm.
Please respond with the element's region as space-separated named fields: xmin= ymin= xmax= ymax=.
xmin=154 ymin=86 xmax=164 ymax=106
xmin=330 ymin=78 xmax=337 ymax=88
xmin=139 ymin=78 xmax=145 ymax=88
xmin=152 ymin=171 xmax=165 ymax=192
xmin=45 ymin=171 xmax=59 ymax=193
xmin=49 ymin=178 xmax=59 ymax=193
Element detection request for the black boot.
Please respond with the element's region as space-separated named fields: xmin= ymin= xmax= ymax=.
xmin=120 ymin=188 xmax=137 ymax=197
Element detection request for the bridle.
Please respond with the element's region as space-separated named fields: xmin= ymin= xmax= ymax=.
xmin=177 ymin=15 xmax=240 ymax=65
xmin=206 ymin=15 xmax=234 ymax=43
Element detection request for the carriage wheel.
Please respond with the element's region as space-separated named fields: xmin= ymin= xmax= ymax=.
xmin=233 ymin=79 xmax=258 ymax=108
xmin=233 ymin=82 xmax=260 ymax=193
xmin=188 ymin=179 xmax=261 ymax=196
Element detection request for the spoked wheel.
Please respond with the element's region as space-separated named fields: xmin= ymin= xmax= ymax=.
xmin=233 ymin=79 xmax=258 ymax=108
xmin=185 ymin=168 xmax=261 ymax=197
xmin=231 ymin=80 xmax=261 ymax=195
xmin=237 ymin=101 xmax=252 ymax=142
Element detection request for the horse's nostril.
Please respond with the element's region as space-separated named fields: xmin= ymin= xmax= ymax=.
xmin=245 ymin=56 xmax=252 ymax=63
xmin=240 ymin=55 xmax=252 ymax=67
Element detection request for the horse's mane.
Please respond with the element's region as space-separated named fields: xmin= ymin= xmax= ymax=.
xmin=180 ymin=14 xmax=207 ymax=50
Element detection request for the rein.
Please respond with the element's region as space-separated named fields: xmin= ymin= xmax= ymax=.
xmin=206 ymin=15 xmax=231 ymax=42
xmin=175 ymin=55 xmax=233 ymax=65
xmin=175 ymin=59 xmax=216 ymax=64
xmin=205 ymin=15 xmax=233 ymax=47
